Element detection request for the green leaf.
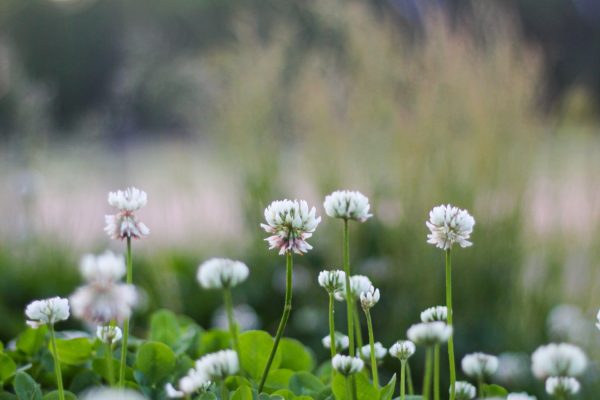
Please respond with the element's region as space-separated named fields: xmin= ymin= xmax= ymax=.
xmin=238 ymin=330 xmax=281 ymax=380
xmin=91 ymin=357 xmax=123 ymax=383
xmin=379 ymin=374 xmax=396 ymax=400
xmin=231 ymin=386 xmax=253 ymax=400
xmin=264 ymin=369 xmax=294 ymax=391
xmin=271 ymin=389 xmax=295 ymax=400
xmin=16 ymin=327 xmax=47 ymax=356
xmin=135 ymin=341 xmax=176 ymax=384
xmin=13 ymin=372 xmax=42 ymax=400
xmin=289 ymin=371 xmax=325 ymax=396
xmin=42 ymin=391 xmax=77 ymax=400
xmin=0 ymin=353 xmax=16 ymax=382
xmin=0 ymin=392 xmax=17 ymax=400
xmin=149 ymin=309 xmax=180 ymax=347
xmin=278 ymin=339 xmax=315 ymax=372
xmin=481 ymin=384 xmax=508 ymax=397
xmin=197 ymin=330 xmax=231 ymax=356
xmin=333 ymin=373 xmax=378 ymax=400
xmin=49 ymin=338 xmax=92 ymax=366
xmin=197 ymin=393 xmax=218 ymax=400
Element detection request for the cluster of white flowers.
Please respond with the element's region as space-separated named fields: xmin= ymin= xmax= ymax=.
xmin=407 ymin=322 xmax=452 ymax=346
xmin=261 ymin=199 xmax=321 ymax=255
xmin=426 ymin=204 xmax=475 ymax=250
xmin=545 ymin=376 xmax=580 ymax=396
xmin=389 ymin=340 xmax=415 ymax=361
xmin=317 ymin=270 xmax=346 ymax=294
xmin=461 ymin=352 xmax=499 ymax=379
xmin=104 ymin=187 xmax=149 ymax=240
xmin=96 ymin=325 xmax=122 ymax=344
xmin=165 ymin=369 xmax=212 ymax=398
xmin=420 ymin=306 xmax=448 ymax=322
xmin=196 ymin=349 xmax=239 ymax=380
xmin=334 ymin=275 xmax=372 ymax=301
xmin=322 ymin=332 xmax=349 ymax=351
xmin=83 ymin=388 xmax=148 ymax=400
xmin=453 ymin=381 xmax=476 ymax=400
xmin=358 ymin=342 xmax=387 ymax=363
xmin=506 ymin=393 xmax=537 ymax=400
xmin=196 ymin=258 xmax=249 ymax=289
xmin=332 ymin=354 xmax=364 ymax=376
xmin=323 ymin=190 xmax=372 ymax=222
xmin=359 ymin=285 xmax=380 ymax=310
xmin=531 ymin=343 xmax=587 ymax=379
xmin=70 ymin=251 xmax=138 ymax=324
xmin=25 ymin=297 xmax=70 ymax=328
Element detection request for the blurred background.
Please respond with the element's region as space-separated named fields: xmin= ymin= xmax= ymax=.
xmin=1 ymin=0 xmax=600 ymax=397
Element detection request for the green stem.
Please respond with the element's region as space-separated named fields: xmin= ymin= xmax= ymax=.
xmin=221 ymin=381 xmax=228 ymax=400
xmin=328 ymin=293 xmax=337 ymax=358
xmin=364 ymin=309 xmax=379 ymax=388
xmin=223 ymin=287 xmax=241 ymax=356
xmin=423 ymin=347 xmax=433 ymax=400
xmin=406 ymin=362 xmax=414 ymax=394
xmin=258 ymin=253 xmax=293 ymax=393
xmin=445 ymin=249 xmax=456 ymax=400
xmin=49 ymin=324 xmax=65 ymax=400
xmin=434 ymin=344 xmax=440 ymax=400
xmin=477 ymin=377 xmax=483 ymax=398
xmin=343 ymin=219 xmax=355 ymax=356
xmin=119 ymin=236 xmax=133 ymax=387
xmin=400 ymin=361 xmax=406 ymax=400
xmin=106 ymin=342 xmax=115 ymax=386
xmin=353 ymin=305 xmax=364 ymax=351
xmin=346 ymin=377 xmax=356 ymax=400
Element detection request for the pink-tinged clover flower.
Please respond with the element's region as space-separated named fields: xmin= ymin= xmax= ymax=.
xmin=426 ymin=204 xmax=475 ymax=250
xmin=104 ymin=187 xmax=149 ymax=240
xmin=261 ymin=199 xmax=321 ymax=255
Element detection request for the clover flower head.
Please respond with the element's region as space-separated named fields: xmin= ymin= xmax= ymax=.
xmin=25 ymin=297 xmax=70 ymax=328
xmin=426 ymin=204 xmax=475 ymax=250
xmin=545 ymin=377 xmax=580 ymax=396
xmin=70 ymin=282 xmax=138 ymax=325
xmin=105 ymin=187 xmax=149 ymax=240
xmin=507 ymin=393 xmax=537 ymax=400
xmin=82 ymin=389 xmax=148 ymax=400
xmin=97 ymin=325 xmax=122 ymax=344
xmin=531 ymin=343 xmax=587 ymax=379
xmin=318 ymin=269 xmax=346 ymax=294
xmin=358 ymin=342 xmax=387 ymax=363
xmin=165 ymin=367 xmax=212 ymax=399
xmin=461 ymin=352 xmax=499 ymax=379
xmin=195 ymin=350 xmax=239 ymax=380
xmin=322 ymin=332 xmax=349 ymax=351
xmin=196 ymin=258 xmax=249 ymax=289
xmin=332 ymin=354 xmax=364 ymax=376
xmin=261 ymin=199 xmax=321 ymax=255
xmin=323 ymin=190 xmax=373 ymax=222
xmin=335 ymin=275 xmax=372 ymax=301
xmin=389 ymin=340 xmax=416 ymax=361
xmin=407 ymin=322 xmax=452 ymax=346
xmin=421 ymin=306 xmax=448 ymax=322
xmin=359 ymin=285 xmax=380 ymax=310
xmin=453 ymin=381 xmax=476 ymax=400
xmin=80 ymin=251 xmax=126 ymax=283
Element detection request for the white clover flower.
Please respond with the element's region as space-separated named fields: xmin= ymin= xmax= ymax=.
xmin=261 ymin=199 xmax=321 ymax=255
xmin=334 ymin=275 xmax=372 ymax=301
xmin=104 ymin=187 xmax=149 ymax=240
xmin=545 ymin=377 xmax=580 ymax=396
xmin=96 ymin=325 xmax=122 ymax=344
xmin=407 ymin=322 xmax=452 ymax=346
xmin=461 ymin=352 xmax=499 ymax=379
xmin=318 ymin=270 xmax=346 ymax=294
xmin=165 ymin=368 xmax=212 ymax=399
xmin=80 ymin=251 xmax=126 ymax=284
xmin=389 ymin=340 xmax=416 ymax=361
xmin=420 ymin=306 xmax=448 ymax=322
xmin=70 ymin=282 xmax=137 ymax=324
xmin=426 ymin=204 xmax=475 ymax=250
xmin=359 ymin=285 xmax=380 ymax=310
xmin=25 ymin=297 xmax=70 ymax=328
xmin=322 ymin=332 xmax=350 ymax=351
xmin=332 ymin=354 xmax=364 ymax=376
xmin=494 ymin=352 xmax=530 ymax=385
xmin=358 ymin=342 xmax=387 ymax=363
xmin=323 ymin=190 xmax=373 ymax=222
xmin=453 ymin=381 xmax=476 ymax=400
xmin=196 ymin=258 xmax=249 ymax=289
xmin=164 ymin=383 xmax=184 ymax=398
xmin=211 ymin=304 xmax=259 ymax=331
xmin=195 ymin=350 xmax=239 ymax=380
xmin=82 ymin=388 xmax=148 ymax=400
xmin=507 ymin=393 xmax=537 ymax=400
xmin=531 ymin=343 xmax=587 ymax=379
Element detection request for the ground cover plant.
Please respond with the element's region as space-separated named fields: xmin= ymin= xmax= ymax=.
xmin=0 ymin=186 xmax=594 ymax=400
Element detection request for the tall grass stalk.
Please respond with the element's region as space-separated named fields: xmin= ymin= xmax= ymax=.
xmin=119 ymin=237 xmax=133 ymax=387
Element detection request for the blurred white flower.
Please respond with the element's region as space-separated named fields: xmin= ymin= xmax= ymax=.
xmin=82 ymin=388 xmax=148 ymax=400
xmin=197 ymin=258 xmax=249 ymax=289
xmin=334 ymin=275 xmax=372 ymax=301
xmin=407 ymin=322 xmax=452 ymax=346
xmin=164 ymin=383 xmax=184 ymax=398
xmin=453 ymin=381 xmax=476 ymax=400
xmin=358 ymin=342 xmax=387 ymax=362
xmin=359 ymin=285 xmax=380 ymax=310
xmin=25 ymin=297 xmax=70 ymax=328
xmin=96 ymin=325 xmax=122 ymax=344
xmin=426 ymin=204 xmax=475 ymax=250
xmin=195 ymin=350 xmax=239 ymax=380
xmin=70 ymin=282 xmax=137 ymax=324
xmin=596 ymin=308 xmax=600 ymax=331
xmin=212 ymin=304 xmax=259 ymax=331
xmin=322 ymin=332 xmax=349 ymax=351
xmin=389 ymin=340 xmax=415 ymax=361
xmin=461 ymin=352 xmax=499 ymax=379
xmin=507 ymin=393 xmax=536 ymax=400
xmin=421 ymin=306 xmax=448 ymax=322
xmin=332 ymin=354 xmax=364 ymax=376
xmin=494 ymin=352 xmax=530 ymax=385
xmin=261 ymin=199 xmax=321 ymax=255
xmin=323 ymin=190 xmax=372 ymax=222
xmin=165 ymin=367 xmax=212 ymax=399
xmin=547 ymin=304 xmax=591 ymax=344
xmin=531 ymin=343 xmax=587 ymax=379
xmin=318 ymin=270 xmax=346 ymax=294
xmin=80 ymin=251 xmax=125 ymax=284
xmin=545 ymin=376 xmax=580 ymax=396
xmin=104 ymin=187 xmax=149 ymax=240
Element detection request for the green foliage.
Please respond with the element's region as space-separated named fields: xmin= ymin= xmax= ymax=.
xmin=16 ymin=328 xmax=47 ymax=356
xmin=13 ymin=372 xmax=41 ymax=400
xmin=379 ymin=374 xmax=396 ymax=400
xmin=48 ymin=338 xmax=92 ymax=366
xmin=481 ymin=384 xmax=509 ymax=397
xmin=278 ymin=339 xmax=315 ymax=372
xmin=0 ymin=354 xmax=16 ymax=384
xmin=135 ymin=341 xmax=176 ymax=384
xmin=238 ymin=331 xmax=282 ymax=380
